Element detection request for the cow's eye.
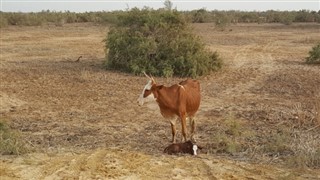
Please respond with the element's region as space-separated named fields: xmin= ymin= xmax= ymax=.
xmin=143 ymin=90 xmax=151 ymax=97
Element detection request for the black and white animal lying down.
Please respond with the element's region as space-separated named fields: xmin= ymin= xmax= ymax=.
xmin=164 ymin=141 xmax=202 ymax=155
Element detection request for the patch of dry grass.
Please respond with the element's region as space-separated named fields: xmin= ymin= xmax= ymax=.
xmin=315 ymin=94 xmax=320 ymax=126
xmin=0 ymin=23 xmax=107 ymax=64
xmin=288 ymin=130 xmax=320 ymax=168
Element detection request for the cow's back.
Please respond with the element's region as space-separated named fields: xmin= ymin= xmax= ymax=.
xmin=179 ymin=79 xmax=201 ymax=117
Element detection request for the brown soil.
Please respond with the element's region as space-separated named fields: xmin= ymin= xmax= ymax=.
xmin=1 ymin=23 xmax=319 ymax=179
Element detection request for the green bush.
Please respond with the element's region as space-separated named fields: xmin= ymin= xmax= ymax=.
xmin=280 ymin=11 xmax=295 ymax=25
xmin=192 ymin=9 xmax=209 ymax=23
xmin=105 ymin=8 xmax=222 ymax=77
xmin=306 ymin=43 xmax=320 ymax=64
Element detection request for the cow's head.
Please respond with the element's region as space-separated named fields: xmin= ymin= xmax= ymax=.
xmin=137 ymin=72 xmax=157 ymax=106
xmin=184 ymin=140 xmax=199 ymax=155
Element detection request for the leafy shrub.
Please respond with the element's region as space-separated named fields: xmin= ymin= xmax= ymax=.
xmin=306 ymin=43 xmax=320 ymax=64
xmin=105 ymin=7 xmax=222 ymax=77
xmin=6 ymin=13 xmax=44 ymax=26
xmin=214 ymin=13 xmax=231 ymax=30
xmin=192 ymin=9 xmax=209 ymax=23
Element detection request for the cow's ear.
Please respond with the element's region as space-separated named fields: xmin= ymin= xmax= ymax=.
xmin=157 ymin=85 xmax=164 ymax=90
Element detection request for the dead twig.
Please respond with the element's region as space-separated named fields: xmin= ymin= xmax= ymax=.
xmin=75 ymin=56 xmax=83 ymax=62
xmin=305 ymin=124 xmax=320 ymax=132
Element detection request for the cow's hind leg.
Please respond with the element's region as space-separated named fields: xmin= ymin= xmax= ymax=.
xmin=189 ymin=117 xmax=196 ymax=142
xmin=170 ymin=118 xmax=177 ymax=143
xmin=180 ymin=114 xmax=187 ymax=142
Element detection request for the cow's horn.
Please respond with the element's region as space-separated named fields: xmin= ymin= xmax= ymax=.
xmin=150 ymin=74 xmax=156 ymax=84
xmin=143 ymin=71 xmax=151 ymax=79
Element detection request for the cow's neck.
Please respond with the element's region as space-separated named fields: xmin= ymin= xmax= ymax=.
xmin=153 ymin=86 xmax=178 ymax=118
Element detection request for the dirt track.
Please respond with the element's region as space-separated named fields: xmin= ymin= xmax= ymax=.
xmin=1 ymin=23 xmax=320 ymax=179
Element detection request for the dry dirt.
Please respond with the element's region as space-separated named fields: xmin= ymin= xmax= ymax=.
xmin=0 ymin=23 xmax=320 ymax=179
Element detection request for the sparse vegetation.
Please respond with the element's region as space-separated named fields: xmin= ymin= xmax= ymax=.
xmin=262 ymin=129 xmax=292 ymax=156
xmin=208 ymin=111 xmax=320 ymax=168
xmin=105 ymin=7 xmax=222 ymax=77
xmin=209 ymin=115 xmax=249 ymax=155
xmin=306 ymin=43 xmax=320 ymax=64
xmin=0 ymin=9 xmax=319 ymax=28
xmin=0 ymin=119 xmax=28 ymax=155
xmin=0 ymin=10 xmax=122 ymax=27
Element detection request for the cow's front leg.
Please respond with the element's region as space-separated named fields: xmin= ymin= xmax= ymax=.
xmin=170 ymin=118 xmax=177 ymax=143
xmin=189 ymin=117 xmax=196 ymax=142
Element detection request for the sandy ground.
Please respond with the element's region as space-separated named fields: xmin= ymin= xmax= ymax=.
xmin=0 ymin=23 xmax=320 ymax=179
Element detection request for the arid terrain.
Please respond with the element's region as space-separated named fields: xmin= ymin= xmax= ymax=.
xmin=1 ymin=23 xmax=320 ymax=179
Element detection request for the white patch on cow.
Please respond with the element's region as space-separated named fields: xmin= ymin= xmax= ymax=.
xmin=192 ymin=144 xmax=198 ymax=155
xmin=138 ymin=80 xmax=156 ymax=106
xmin=144 ymin=80 xmax=153 ymax=90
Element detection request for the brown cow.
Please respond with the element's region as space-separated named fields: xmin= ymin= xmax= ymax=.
xmin=137 ymin=72 xmax=201 ymax=143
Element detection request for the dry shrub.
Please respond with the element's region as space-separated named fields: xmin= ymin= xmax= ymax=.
xmin=0 ymin=119 xmax=29 ymax=155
